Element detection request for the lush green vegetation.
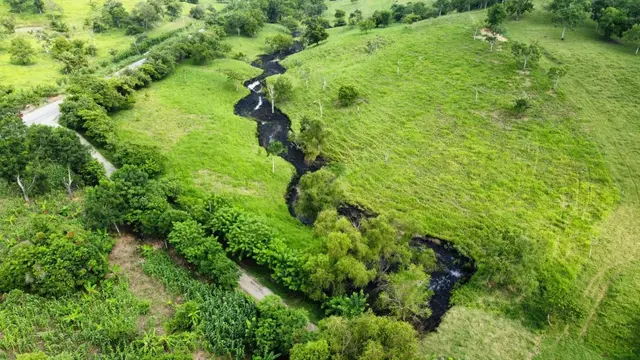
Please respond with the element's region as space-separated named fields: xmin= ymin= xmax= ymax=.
xmin=2 ymin=0 xmax=640 ymax=357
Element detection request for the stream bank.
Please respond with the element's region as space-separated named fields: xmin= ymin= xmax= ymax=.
xmin=233 ymin=40 xmax=475 ymax=331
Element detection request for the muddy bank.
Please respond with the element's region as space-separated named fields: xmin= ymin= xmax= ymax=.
xmin=233 ymin=41 xmax=475 ymax=331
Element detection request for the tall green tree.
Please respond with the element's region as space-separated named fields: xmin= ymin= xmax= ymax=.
xmin=510 ymin=41 xmax=541 ymax=69
xmin=267 ymin=140 xmax=285 ymax=173
xmin=129 ymin=1 xmax=162 ymax=30
xmin=623 ymin=24 xmax=640 ymax=55
xmin=486 ymin=4 xmax=507 ymax=31
xmin=548 ymin=66 xmax=568 ymax=91
xmin=9 ymin=37 xmax=36 ymax=65
xmin=295 ymin=170 xmax=344 ymax=222
xmin=33 ymin=0 xmax=45 ymax=13
xmin=0 ymin=116 xmax=30 ymax=201
xmin=251 ymin=296 xmax=309 ymax=357
xmin=376 ymin=264 xmax=433 ymax=323
xmin=348 ymin=10 xmax=363 ymax=25
xmin=303 ymin=313 xmax=420 ymax=360
xmin=506 ymin=0 xmax=534 ymax=20
xmin=334 ymin=9 xmax=346 ymax=27
xmin=597 ymin=6 xmax=628 ymax=38
xmin=188 ymin=30 xmax=229 ymax=65
xmin=165 ymin=0 xmax=183 ymax=20
xmin=295 ymin=116 xmax=327 ymax=163
xmin=303 ymin=17 xmax=329 ymax=46
xmin=84 ymin=180 xmax=125 ymax=233
xmin=549 ymin=0 xmax=589 ymax=40
xmin=5 ymin=0 xmax=28 ymax=13
xmin=358 ymin=18 xmax=375 ymax=33
xmin=433 ymin=0 xmax=451 ymax=16
xmin=102 ymin=0 xmax=130 ymax=28
xmin=1 ymin=16 xmax=16 ymax=33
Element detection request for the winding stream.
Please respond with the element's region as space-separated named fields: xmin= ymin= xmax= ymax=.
xmin=233 ymin=42 xmax=475 ymax=331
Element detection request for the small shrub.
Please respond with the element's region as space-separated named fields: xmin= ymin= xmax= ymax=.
xmin=513 ymin=97 xmax=531 ymax=113
xmin=167 ymin=300 xmax=201 ymax=333
xmin=338 ymin=85 xmax=359 ymax=107
xmin=114 ymin=142 xmax=165 ymax=177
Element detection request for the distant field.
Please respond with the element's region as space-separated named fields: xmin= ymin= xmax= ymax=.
xmin=0 ymin=0 xmax=222 ymax=88
xmin=325 ymin=0 xmax=416 ymax=19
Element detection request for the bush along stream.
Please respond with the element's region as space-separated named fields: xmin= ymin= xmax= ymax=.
xmin=233 ymin=41 xmax=475 ymax=332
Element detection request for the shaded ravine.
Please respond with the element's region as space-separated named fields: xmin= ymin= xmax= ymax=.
xmin=233 ymin=43 xmax=475 ymax=331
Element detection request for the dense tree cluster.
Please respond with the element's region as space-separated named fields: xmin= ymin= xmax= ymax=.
xmin=291 ymin=313 xmax=420 ymax=360
xmin=0 ymin=199 xmax=113 ymax=297
xmin=0 ymin=116 xmax=104 ymax=202
xmin=3 ymin=0 xmax=48 ymax=14
xmin=0 ymin=84 xmax=58 ymax=118
xmin=90 ymin=0 xmax=192 ymax=35
xmin=591 ymin=0 xmax=640 ymax=39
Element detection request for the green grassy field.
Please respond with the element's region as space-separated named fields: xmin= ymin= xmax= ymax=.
xmin=274 ymin=6 xmax=639 ymax=359
xmin=0 ymin=0 xmax=220 ymax=88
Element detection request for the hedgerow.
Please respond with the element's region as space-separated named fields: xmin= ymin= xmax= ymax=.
xmin=168 ymin=219 xmax=239 ymax=288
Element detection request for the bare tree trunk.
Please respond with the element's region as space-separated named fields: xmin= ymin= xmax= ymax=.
xmin=16 ymin=175 xmax=29 ymax=202
xmin=64 ymin=165 xmax=74 ymax=198
xmin=272 ymin=157 xmax=275 ymax=173
xmin=636 ymin=45 xmax=639 ymax=55
xmin=114 ymin=223 xmax=121 ymax=236
xmin=396 ymin=60 xmax=400 ymax=75
xmin=322 ymin=77 xmax=327 ymax=91
xmin=523 ymin=58 xmax=528 ymax=69
xmin=490 ymin=41 xmax=495 ymax=52
xmin=438 ymin=8 xmax=442 ymax=16
xmin=267 ymin=84 xmax=276 ymax=113
xmin=475 ymin=89 xmax=479 ymax=101
xmin=561 ymin=26 xmax=566 ymax=40
xmin=554 ymin=78 xmax=560 ymax=91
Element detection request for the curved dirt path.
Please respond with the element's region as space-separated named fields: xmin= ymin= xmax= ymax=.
xmin=109 ymin=235 xmax=175 ymax=334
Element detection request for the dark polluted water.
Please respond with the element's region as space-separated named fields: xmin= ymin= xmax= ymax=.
xmin=233 ymin=42 xmax=475 ymax=331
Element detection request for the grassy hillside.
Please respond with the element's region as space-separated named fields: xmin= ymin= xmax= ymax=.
xmin=281 ymin=14 xmax=618 ymax=293
xmin=275 ymin=6 xmax=639 ymax=359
